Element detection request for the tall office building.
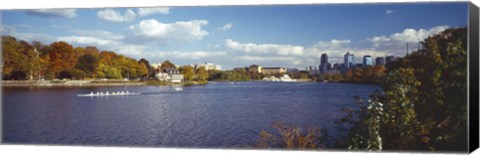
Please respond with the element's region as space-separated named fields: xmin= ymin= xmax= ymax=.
xmin=363 ymin=55 xmax=373 ymax=67
xmin=375 ymin=57 xmax=385 ymax=66
xmin=344 ymin=51 xmax=354 ymax=69
xmin=320 ymin=53 xmax=329 ymax=74
xmin=320 ymin=53 xmax=328 ymax=65
xmin=386 ymin=56 xmax=396 ymax=64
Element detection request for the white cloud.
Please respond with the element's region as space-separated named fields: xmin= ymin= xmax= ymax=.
xmin=1 ymin=24 xmax=16 ymax=34
xmin=137 ymin=7 xmax=170 ymax=16
xmin=97 ymin=9 xmax=137 ymax=22
xmin=370 ymin=36 xmax=390 ymax=48
xmin=112 ymin=44 xmax=146 ymax=56
xmin=51 ymin=25 xmax=72 ymax=29
xmin=219 ymin=23 xmax=233 ymax=31
xmin=237 ymin=55 xmax=295 ymax=61
xmin=151 ymin=51 xmax=227 ymax=60
xmin=15 ymin=24 xmax=33 ymax=29
xmin=225 ymin=39 xmax=304 ymax=56
xmin=125 ymin=19 xmax=209 ymax=44
xmin=370 ymin=25 xmax=449 ymax=44
xmin=386 ymin=10 xmax=395 ymax=14
xmin=73 ymin=29 xmax=124 ymax=40
xmin=26 ymin=9 xmax=77 ymax=18
xmin=224 ymin=39 xmax=354 ymax=67
xmin=1 ymin=24 xmax=55 ymax=42
xmin=207 ymin=44 xmax=220 ymax=48
xmin=310 ymin=39 xmax=351 ymax=50
xmin=304 ymin=40 xmax=352 ymax=62
xmin=58 ymin=36 xmax=114 ymax=46
xmin=368 ymin=25 xmax=449 ymax=56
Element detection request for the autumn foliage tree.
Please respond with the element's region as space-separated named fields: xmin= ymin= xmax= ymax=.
xmin=2 ymin=35 xmax=151 ymax=80
xmin=337 ymin=27 xmax=468 ymax=152
xmin=48 ymin=41 xmax=76 ymax=77
xmin=76 ymin=53 xmax=99 ymax=79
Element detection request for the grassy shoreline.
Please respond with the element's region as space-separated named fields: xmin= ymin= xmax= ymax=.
xmin=1 ymin=80 xmax=211 ymax=87
xmin=1 ymin=80 xmax=146 ymax=87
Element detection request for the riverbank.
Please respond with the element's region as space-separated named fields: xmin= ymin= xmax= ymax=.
xmin=1 ymin=80 xmax=146 ymax=87
xmin=1 ymin=80 xmax=212 ymax=87
xmin=1 ymin=79 xmax=364 ymax=87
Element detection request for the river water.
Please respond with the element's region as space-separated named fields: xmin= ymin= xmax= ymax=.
xmin=2 ymin=82 xmax=379 ymax=148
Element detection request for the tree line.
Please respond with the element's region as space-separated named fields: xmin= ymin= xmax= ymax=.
xmin=2 ymin=36 xmax=151 ymax=80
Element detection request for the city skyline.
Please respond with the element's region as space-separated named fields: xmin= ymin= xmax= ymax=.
xmin=0 ymin=2 xmax=468 ymax=69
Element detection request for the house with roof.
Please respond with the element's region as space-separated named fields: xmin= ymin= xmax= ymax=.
xmin=155 ymin=67 xmax=184 ymax=83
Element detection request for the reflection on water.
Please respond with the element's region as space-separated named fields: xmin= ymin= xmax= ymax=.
xmin=2 ymin=82 xmax=379 ymax=148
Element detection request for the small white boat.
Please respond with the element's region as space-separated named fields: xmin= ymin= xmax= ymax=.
xmin=174 ymin=87 xmax=183 ymax=91
xmin=171 ymin=85 xmax=183 ymax=91
xmin=77 ymin=91 xmax=140 ymax=97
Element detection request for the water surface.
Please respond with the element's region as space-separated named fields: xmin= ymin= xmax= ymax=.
xmin=3 ymin=82 xmax=379 ymax=148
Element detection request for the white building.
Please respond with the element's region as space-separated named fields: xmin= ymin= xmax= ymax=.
xmin=171 ymin=74 xmax=184 ymax=83
xmin=192 ymin=62 xmax=222 ymax=71
xmin=263 ymin=76 xmax=280 ymax=81
xmin=279 ymin=74 xmax=295 ymax=82
xmin=155 ymin=68 xmax=184 ymax=83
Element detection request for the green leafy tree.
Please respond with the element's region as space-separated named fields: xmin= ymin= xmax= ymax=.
xmin=179 ymin=65 xmax=195 ymax=81
xmin=75 ymin=53 xmax=98 ymax=79
xmin=1 ymin=36 xmax=38 ymax=80
xmin=58 ymin=69 xmax=85 ymax=80
xmin=160 ymin=60 xmax=176 ymax=71
xmin=138 ymin=58 xmax=154 ymax=79
xmin=338 ymin=27 xmax=467 ymax=152
xmin=195 ymin=66 xmax=209 ymax=81
xmin=137 ymin=59 xmax=149 ymax=79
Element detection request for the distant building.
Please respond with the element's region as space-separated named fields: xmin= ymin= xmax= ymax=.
xmin=363 ymin=55 xmax=373 ymax=67
xmin=307 ymin=66 xmax=318 ymax=75
xmin=263 ymin=74 xmax=294 ymax=82
xmin=321 ymin=53 xmax=328 ymax=65
xmin=287 ymin=68 xmax=300 ymax=73
xmin=344 ymin=51 xmax=354 ymax=69
xmin=248 ymin=65 xmax=262 ymax=73
xmin=375 ymin=57 xmax=385 ymax=66
xmin=170 ymin=74 xmax=184 ymax=83
xmin=279 ymin=74 xmax=294 ymax=82
xmin=320 ymin=53 xmax=329 ymax=74
xmin=327 ymin=69 xmax=340 ymax=74
xmin=386 ymin=56 xmax=396 ymax=64
xmin=192 ymin=62 xmax=222 ymax=71
xmin=263 ymin=76 xmax=280 ymax=82
xmin=333 ymin=63 xmax=343 ymax=70
xmin=233 ymin=67 xmax=247 ymax=71
xmin=155 ymin=67 xmax=183 ymax=83
xmin=262 ymin=67 xmax=287 ymax=74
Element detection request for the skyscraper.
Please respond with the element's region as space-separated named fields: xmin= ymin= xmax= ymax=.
xmin=386 ymin=56 xmax=396 ymax=64
xmin=320 ymin=53 xmax=328 ymax=65
xmin=320 ymin=53 xmax=328 ymax=74
xmin=375 ymin=57 xmax=385 ymax=66
xmin=363 ymin=55 xmax=373 ymax=67
xmin=344 ymin=51 xmax=354 ymax=69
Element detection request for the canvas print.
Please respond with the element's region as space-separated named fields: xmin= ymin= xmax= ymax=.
xmin=1 ymin=2 xmax=475 ymax=153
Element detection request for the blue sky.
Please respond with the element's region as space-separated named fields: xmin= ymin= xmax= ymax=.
xmin=0 ymin=2 xmax=468 ymax=70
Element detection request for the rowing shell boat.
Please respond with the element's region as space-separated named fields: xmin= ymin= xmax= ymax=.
xmin=77 ymin=91 xmax=140 ymax=97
